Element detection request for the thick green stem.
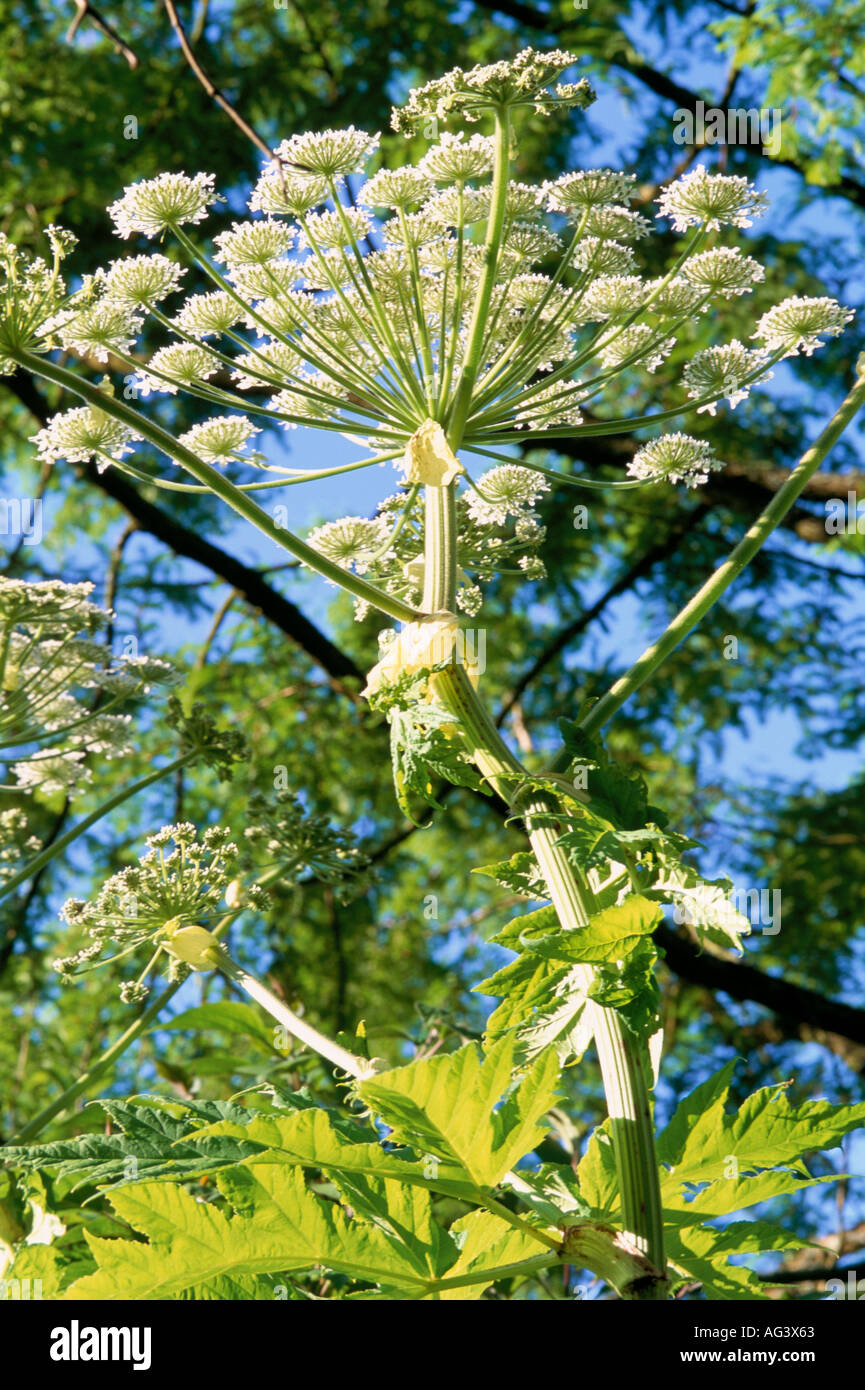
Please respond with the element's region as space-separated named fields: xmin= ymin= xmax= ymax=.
xmin=433 ymin=665 xmax=667 ymax=1295
xmin=421 ymin=484 xmax=458 ymax=612
xmin=551 ymin=360 xmax=865 ymax=766
xmin=418 ymin=472 xmax=666 ymax=1297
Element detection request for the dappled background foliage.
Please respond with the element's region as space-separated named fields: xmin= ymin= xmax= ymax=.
xmin=1 ymin=0 xmax=864 ymax=1296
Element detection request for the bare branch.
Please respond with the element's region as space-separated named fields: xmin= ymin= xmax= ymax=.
xmin=161 ymin=0 xmax=274 ymax=160
xmin=66 ymin=1 xmax=139 ymax=70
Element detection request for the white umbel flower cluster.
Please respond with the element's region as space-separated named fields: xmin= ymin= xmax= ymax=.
xmin=752 ymin=296 xmax=855 ymax=357
xmin=108 ymin=171 xmax=221 ymax=239
xmin=0 ymin=577 xmax=174 ymax=801
xmin=657 ymin=166 xmax=769 ymax=232
xmin=627 ymin=433 xmax=723 ymax=488
xmin=1 ymin=46 xmax=852 ymax=640
xmin=31 ymin=399 xmax=141 ymax=470
xmin=683 ymin=342 xmax=772 ymax=413
xmin=466 ymin=465 xmax=550 ymax=523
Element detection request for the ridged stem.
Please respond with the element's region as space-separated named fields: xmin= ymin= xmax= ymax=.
xmin=421 ymin=472 xmax=666 ymax=1297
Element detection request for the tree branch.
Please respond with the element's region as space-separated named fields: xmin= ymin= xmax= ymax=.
xmin=66 ymin=0 xmax=139 ymax=70
xmin=161 ymin=0 xmax=274 ymax=160
xmin=657 ymin=923 xmax=865 ymax=1048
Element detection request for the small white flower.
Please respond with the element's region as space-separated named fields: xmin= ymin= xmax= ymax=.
xmin=515 ymin=382 xmax=583 ymax=428
xmin=752 ymin=296 xmax=854 ymax=357
xmin=683 ymin=341 xmax=772 ymax=412
xmin=250 ymin=291 xmax=310 ymax=334
xmin=31 ymin=404 xmax=141 ymax=469
xmin=572 ymin=237 xmax=636 ymax=275
xmin=423 ymin=187 xmax=491 ymax=228
xmin=682 ymin=247 xmax=765 ymax=299
xmin=503 ymin=222 xmax=563 ymax=263
xmin=232 ymin=341 xmax=302 ymax=390
xmin=269 ymin=376 xmax=346 ymax=427
xmin=102 ymin=254 xmax=185 ymax=306
xmin=178 ymin=414 xmax=261 ymax=465
xmin=108 ymin=172 xmax=220 ymax=239
xmin=173 ymin=290 xmax=242 ymax=339
xmin=644 ymin=275 xmax=707 ymax=318
xmin=457 ymin=583 xmax=483 ymax=616
xmin=418 ymin=131 xmax=496 ymax=183
xmin=627 ymin=432 xmax=723 ymax=487
xmin=515 ymin=515 xmax=544 ymax=543
xmin=361 ymin=166 xmax=434 ymax=210
xmin=68 ymin=713 xmax=133 ymax=758
xmin=392 ymin=48 xmax=586 ymax=132
xmin=272 ymin=127 xmax=379 ymax=179
xmin=466 ymin=465 xmax=550 ymax=522
xmin=506 ymin=273 xmax=556 ymax=308
xmin=58 ymin=300 xmax=143 ymax=361
xmin=657 ymin=167 xmax=769 ymax=232
xmin=306 ymin=515 xmax=391 ymax=573
xmin=545 ymin=169 xmax=636 ymax=213
xmin=580 ymin=274 xmax=646 ymax=321
xmin=299 ymin=249 xmax=356 ymax=291
xmin=383 ymin=211 xmax=443 ymax=251
xmin=249 ymin=171 xmax=328 ymax=217
xmin=297 ymin=207 xmax=372 ymax=250
xmin=518 ymin=554 xmax=546 ymax=579
xmin=230 ymin=262 xmax=299 ymax=300
xmin=583 ymin=205 xmax=651 ymax=242
xmin=597 ymin=324 xmax=674 ymax=372
xmin=364 ymin=248 xmax=412 ymax=298
xmin=13 ymin=749 xmax=91 ymax=797
xmin=213 ymin=220 xmax=296 ymax=267
xmin=135 ymin=342 xmax=219 ymax=396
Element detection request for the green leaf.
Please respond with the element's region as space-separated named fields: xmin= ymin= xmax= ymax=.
xmin=666 ymin=1221 xmax=809 ymax=1301
xmin=473 ymin=850 xmax=547 ymax=898
xmin=557 ymin=721 xmax=662 ymax=831
xmin=434 ymin=1209 xmax=551 ymax=1300
xmin=2 ymin=1098 xmax=261 ymax=1193
xmin=65 ymin=1162 xmax=548 ymax=1301
xmin=503 ymin=1163 xmax=592 ymax=1227
xmin=478 ymin=948 xmax=593 ymax=1065
xmin=576 ymin=1122 xmax=619 ymax=1216
xmin=388 ymin=698 xmax=484 ymax=822
xmin=67 ymin=1170 xmax=447 ymax=1299
xmin=358 ymin=1037 xmax=560 ymax=1187
xmin=187 ymin=1104 xmax=476 ymax=1202
xmin=657 ymin=1063 xmax=865 ymax=1188
xmin=531 ymin=896 xmax=662 ymax=968
xmin=156 ymin=1001 xmax=276 ymax=1050
xmin=480 ymin=896 xmax=662 ymax=1057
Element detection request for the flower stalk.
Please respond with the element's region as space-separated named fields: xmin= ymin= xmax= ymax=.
xmin=550 ymin=353 xmax=865 ymax=764
xmin=12 ymin=347 xmax=423 ymax=627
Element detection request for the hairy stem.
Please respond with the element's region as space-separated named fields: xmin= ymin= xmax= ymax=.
xmin=217 ymin=955 xmax=376 ymax=1078
xmin=433 ymin=664 xmax=666 ymax=1294
xmin=420 ymin=470 xmax=666 ymax=1297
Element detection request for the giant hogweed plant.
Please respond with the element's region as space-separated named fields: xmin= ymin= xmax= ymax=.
xmin=2 ymin=48 xmax=865 ymax=1301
